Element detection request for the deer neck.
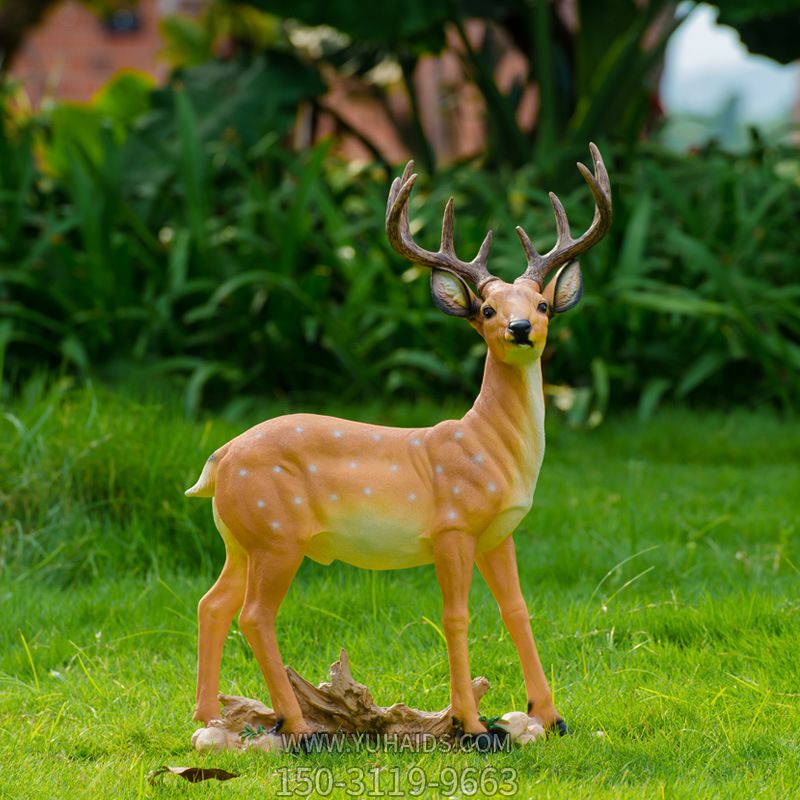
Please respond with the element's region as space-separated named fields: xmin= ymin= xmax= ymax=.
xmin=464 ymin=350 xmax=546 ymax=488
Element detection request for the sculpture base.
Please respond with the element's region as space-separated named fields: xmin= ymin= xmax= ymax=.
xmin=192 ymin=650 xmax=544 ymax=752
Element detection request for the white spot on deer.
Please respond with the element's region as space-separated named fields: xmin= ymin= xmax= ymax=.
xmin=271 ymin=521 xmax=281 ymax=530
xmin=239 ymin=468 xmax=249 ymax=477
xmin=330 ymin=493 xmax=339 ymax=502
xmin=411 ymin=438 xmax=421 ymax=447
xmin=372 ymin=433 xmax=382 ymax=442
xmin=390 ymin=464 xmax=398 ymax=473
xmin=309 ymin=464 xmax=318 ymax=474
xmin=363 ymin=487 xmax=372 ymax=496
xmin=473 ymin=454 xmax=485 ymax=466
xmin=435 ymin=465 xmax=444 ymax=475
xmin=273 ymin=465 xmax=282 ymax=474
xmin=333 ymin=430 xmax=343 ymax=439
xmin=488 ymin=482 xmax=497 ymax=492
xmin=447 ymin=510 xmax=457 ymax=520
xmin=295 ymin=426 xmax=304 ymax=433
xmin=293 ymin=496 xmax=303 ymax=505
xmin=257 ymin=499 xmax=266 ymax=508
xmin=452 ymin=485 xmax=461 ymax=495
xmin=408 ymin=492 xmax=417 ymax=502
xmin=254 ymin=432 xmax=264 ymax=439
xmin=349 ymin=460 xmax=358 ymax=469
xmin=454 ymin=430 xmax=464 ymax=441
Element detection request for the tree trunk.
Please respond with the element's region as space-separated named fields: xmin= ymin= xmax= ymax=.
xmin=0 ymin=0 xmax=61 ymax=72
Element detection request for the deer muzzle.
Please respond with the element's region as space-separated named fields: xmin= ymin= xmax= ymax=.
xmin=507 ymin=319 xmax=533 ymax=345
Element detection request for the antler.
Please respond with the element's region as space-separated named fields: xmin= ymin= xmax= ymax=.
xmin=385 ymin=161 xmax=497 ymax=293
xmin=516 ymin=143 xmax=612 ymax=287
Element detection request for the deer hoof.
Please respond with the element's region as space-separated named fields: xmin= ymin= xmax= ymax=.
xmin=459 ymin=730 xmax=509 ymax=752
xmin=549 ymin=718 xmax=570 ymax=737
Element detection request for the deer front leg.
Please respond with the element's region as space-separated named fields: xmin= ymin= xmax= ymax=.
xmin=476 ymin=536 xmax=566 ymax=733
xmin=194 ymin=548 xmax=247 ymax=723
xmin=432 ymin=529 xmax=485 ymax=735
xmin=237 ymin=545 xmax=312 ymax=736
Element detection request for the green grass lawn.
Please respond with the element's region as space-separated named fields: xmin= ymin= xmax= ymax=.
xmin=1 ymin=381 xmax=799 ymax=798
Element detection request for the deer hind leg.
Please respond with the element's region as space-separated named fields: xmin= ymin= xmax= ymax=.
xmin=194 ymin=509 xmax=247 ymax=723
xmin=476 ymin=535 xmax=565 ymax=733
xmin=237 ymin=543 xmax=311 ymax=735
xmin=432 ymin=529 xmax=485 ymax=735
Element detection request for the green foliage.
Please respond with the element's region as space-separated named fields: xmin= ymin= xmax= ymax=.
xmin=2 ymin=65 xmax=799 ymax=417
xmin=715 ymin=0 xmax=800 ymax=64
xmin=555 ymin=141 xmax=800 ymax=416
xmin=256 ymin=0 xmax=453 ymax=47
xmin=239 ymin=723 xmax=269 ymax=739
xmin=159 ymin=3 xmax=282 ymax=67
xmin=38 ymin=71 xmax=155 ymax=177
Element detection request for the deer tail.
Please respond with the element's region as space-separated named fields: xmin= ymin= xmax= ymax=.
xmin=185 ymin=444 xmax=229 ymax=498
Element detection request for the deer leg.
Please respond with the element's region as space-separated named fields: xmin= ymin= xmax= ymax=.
xmin=237 ymin=545 xmax=311 ymax=735
xmin=432 ymin=529 xmax=485 ymax=735
xmin=476 ymin=536 xmax=564 ymax=731
xmin=194 ymin=546 xmax=247 ymax=723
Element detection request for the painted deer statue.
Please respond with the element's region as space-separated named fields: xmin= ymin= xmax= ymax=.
xmin=186 ymin=144 xmax=612 ymax=746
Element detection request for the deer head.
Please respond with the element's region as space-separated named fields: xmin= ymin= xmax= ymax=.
xmin=385 ymin=143 xmax=612 ymax=365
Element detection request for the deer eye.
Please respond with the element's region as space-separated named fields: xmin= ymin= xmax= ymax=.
xmin=537 ymin=302 xmax=548 ymax=314
xmin=482 ymin=307 xmax=496 ymax=319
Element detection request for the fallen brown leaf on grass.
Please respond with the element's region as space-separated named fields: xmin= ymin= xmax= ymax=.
xmin=148 ymin=765 xmax=239 ymax=784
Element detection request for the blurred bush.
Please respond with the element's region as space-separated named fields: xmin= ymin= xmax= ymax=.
xmin=1 ymin=63 xmax=799 ymax=419
xmin=242 ymin=0 xmax=680 ymax=177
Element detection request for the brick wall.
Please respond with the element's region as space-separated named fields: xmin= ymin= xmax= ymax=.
xmin=11 ymin=0 xmax=169 ymax=106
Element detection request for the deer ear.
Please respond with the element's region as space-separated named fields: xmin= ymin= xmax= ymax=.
xmin=430 ymin=269 xmax=479 ymax=317
xmin=544 ymin=261 xmax=583 ymax=314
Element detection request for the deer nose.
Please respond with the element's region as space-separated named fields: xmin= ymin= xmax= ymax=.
xmin=508 ymin=319 xmax=532 ymax=343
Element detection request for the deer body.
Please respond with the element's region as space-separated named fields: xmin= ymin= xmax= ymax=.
xmin=187 ymin=146 xmax=611 ymax=745
xmin=191 ymin=354 xmax=545 ymax=572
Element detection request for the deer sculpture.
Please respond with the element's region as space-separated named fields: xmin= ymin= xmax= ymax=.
xmin=186 ymin=144 xmax=612 ymax=748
